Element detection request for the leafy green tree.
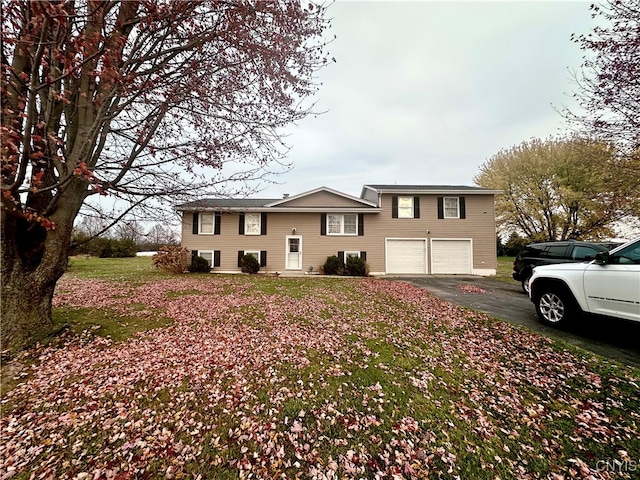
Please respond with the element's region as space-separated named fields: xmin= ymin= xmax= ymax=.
xmin=503 ymin=233 xmax=530 ymax=257
xmin=474 ymin=136 xmax=640 ymax=241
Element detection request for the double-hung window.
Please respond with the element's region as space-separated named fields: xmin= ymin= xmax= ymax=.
xmin=392 ymin=196 xmax=420 ymax=219
xmin=239 ymin=213 xmax=266 ymax=235
xmin=397 ymin=197 xmax=414 ymax=218
xmin=193 ymin=213 xmax=221 ymax=235
xmin=237 ymin=250 xmax=267 ymax=267
xmin=199 ymin=214 xmax=214 ymax=234
xmin=191 ymin=249 xmax=220 ymax=267
xmin=437 ymin=196 xmax=466 ymax=219
xmin=245 ymin=213 xmax=261 ymax=235
xmin=443 ymin=197 xmax=460 ymax=218
xmin=199 ymin=251 xmax=213 ymax=266
xmin=327 ymin=214 xmax=358 ymax=235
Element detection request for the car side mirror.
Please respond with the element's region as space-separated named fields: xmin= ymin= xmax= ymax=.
xmin=594 ymin=252 xmax=609 ymax=265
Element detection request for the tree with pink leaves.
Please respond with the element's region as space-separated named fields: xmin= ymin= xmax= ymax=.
xmin=1 ymin=0 xmax=331 ymax=350
xmin=566 ymin=0 xmax=640 ymax=152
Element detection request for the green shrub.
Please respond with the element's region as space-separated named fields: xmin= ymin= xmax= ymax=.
xmin=152 ymin=245 xmax=190 ymax=273
xmin=91 ymin=237 xmax=113 ymax=258
xmin=70 ymin=235 xmax=137 ymax=258
xmin=323 ymin=255 xmax=344 ymax=275
xmin=189 ymin=255 xmax=211 ymax=273
xmin=111 ymin=238 xmax=137 ymax=258
xmin=345 ymin=256 xmax=368 ymax=276
xmin=240 ymin=254 xmax=260 ymax=274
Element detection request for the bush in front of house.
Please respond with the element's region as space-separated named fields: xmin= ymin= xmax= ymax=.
xmin=189 ymin=255 xmax=211 ymax=273
xmin=322 ymin=255 xmax=344 ymax=275
xmin=152 ymin=245 xmax=190 ymax=273
xmin=345 ymin=256 xmax=369 ymax=276
xmin=240 ymin=254 xmax=260 ymax=274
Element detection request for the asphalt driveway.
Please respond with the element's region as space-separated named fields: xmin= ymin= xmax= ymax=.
xmin=388 ymin=275 xmax=640 ymax=369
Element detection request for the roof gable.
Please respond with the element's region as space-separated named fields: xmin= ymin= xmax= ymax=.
xmin=266 ymin=187 xmax=377 ymax=208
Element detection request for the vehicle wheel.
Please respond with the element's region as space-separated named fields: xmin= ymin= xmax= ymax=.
xmin=521 ymin=276 xmax=531 ymax=295
xmin=535 ymin=288 xmax=574 ymax=326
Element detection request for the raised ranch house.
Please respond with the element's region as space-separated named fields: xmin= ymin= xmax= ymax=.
xmin=176 ymin=185 xmax=500 ymax=276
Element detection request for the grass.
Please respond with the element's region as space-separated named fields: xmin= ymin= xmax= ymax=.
xmin=2 ymin=256 xmax=639 ymax=479
xmin=66 ymin=255 xmax=166 ymax=282
xmin=494 ymin=255 xmax=519 ymax=286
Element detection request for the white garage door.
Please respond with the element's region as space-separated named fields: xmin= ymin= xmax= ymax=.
xmin=431 ymin=239 xmax=472 ymax=274
xmin=386 ymin=239 xmax=427 ymax=274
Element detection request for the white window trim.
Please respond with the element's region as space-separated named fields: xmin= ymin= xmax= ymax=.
xmin=443 ymin=197 xmax=460 ymax=219
xmin=345 ymin=251 xmax=361 ymax=260
xmin=199 ymin=213 xmax=215 ymax=234
xmin=244 ymin=213 xmax=261 ymax=236
xmin=326 ymin=213 xmax=358 ymax=236
xmin=198 ymin=250 xmax=214 ymax=267
xmin=244 ymin=250 xmax=261 ymax=262
xmin=397 ymin=196 xmax=414 ymax=218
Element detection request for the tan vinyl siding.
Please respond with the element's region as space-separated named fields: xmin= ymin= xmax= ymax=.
xmin=182 ymin=212 xmax=383 ymax=273
xmin=366 ymin=194 xmax=497 ymax=273
xmin=279 ymin=190 xmax=369 ymax=208
xmin=180 ymin=192 xmax=497 ymax=274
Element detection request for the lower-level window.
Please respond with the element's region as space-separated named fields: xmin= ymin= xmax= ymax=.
xmin=199 ymin=251 xmax=214 ymax=266
xmin=345 ymin=251 xmax=361 ymax=260
xmin=238 ymin=250 xmax=267 ymax=268
xmin=245 ymin=250 xmax=260 ymax=262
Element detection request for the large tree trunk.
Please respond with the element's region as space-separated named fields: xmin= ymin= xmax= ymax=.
xmin=0 ymin=203 xmax=77 ymax=352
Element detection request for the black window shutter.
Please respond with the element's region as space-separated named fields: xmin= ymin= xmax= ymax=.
xmin=214 ymin=250 xmax=221 ymax=267
xmin=260 ymin=250 xmax=267 ymax=267
xmin=338 ymin=251 xmax=345 ymax=263
xmin=437 ymin=197 xmax=444 ymax=219
xmin=191 ymin=250 xmax=198 ymax=259
xmin=358 ymin=214 xmax=364 ymax=236
xmin=238 ymin=214 xmax=245 ymax=235
xmin=214 ymin=213 xmax=221 ymax=235
xmin=459 ymin=197 xmax=466 ymax=219
xmin=360 ymin=251 xmax=367 ymax=261
xmin=192 ymin=213 xmax=199 ymax=234
xmin=414 ymin=197 xmax=420 ymax=218
xmin=392 ymin=196 xmax=398 ymax=218
xmin=237 ymin=251 xmax=244 ymax=267
xmin=261 ymin=213 xmax=267 ymax=235
xmin=321 ymin=213 xmax=327 ymax=235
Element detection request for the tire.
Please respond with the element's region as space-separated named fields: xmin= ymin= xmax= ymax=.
xmin=534 ymin=287 xmax=575 ymax=326
xmin=521 ymin=276 xmax=531 ymax=295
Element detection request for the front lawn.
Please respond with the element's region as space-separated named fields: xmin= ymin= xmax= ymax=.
xmin=1 ymin=257 xmax=638 ymax=479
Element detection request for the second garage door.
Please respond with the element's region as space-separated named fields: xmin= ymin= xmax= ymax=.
xmin=431 ymin=239 xmax=472 ymax=274
xmin=386 ymin=239 xmax=427 ymax=274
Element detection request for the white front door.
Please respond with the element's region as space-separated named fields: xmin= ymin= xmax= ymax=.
xmin=286 ymin=236 xmax=302 ymax=270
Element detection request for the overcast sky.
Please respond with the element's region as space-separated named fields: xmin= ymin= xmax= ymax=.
xmin=250 ymin=0 xmax=597 ymax=199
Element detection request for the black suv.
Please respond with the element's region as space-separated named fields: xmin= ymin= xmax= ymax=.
xmin=512 ymin=240 xmax=620 ymax=293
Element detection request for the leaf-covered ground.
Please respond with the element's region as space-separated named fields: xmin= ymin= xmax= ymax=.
xmin=1 ymin=274 xmax=639 ymax=479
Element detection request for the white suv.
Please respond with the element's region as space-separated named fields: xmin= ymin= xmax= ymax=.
xmin=528 ymin=237 xmax=640 ymax=326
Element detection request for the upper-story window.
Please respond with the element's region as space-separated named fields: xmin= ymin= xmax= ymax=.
xmin=392 ymin=196 xmax=420 ymax=219
xmin=193 ymin=212 xmax=221 ymax=235
xmin=437 ymin=196 xmax=466 ymax=219
xmin=443 ymin=197 xmax=460 ymax=218
xmin=245 ymin=213 xmax=261 ymax=235
xmin=397 ymin=197 xmax=414 ymax=218
xmin=239 ymin=213 xmax=267 ymax=235
xmin=327 ymin=214 xmax=358 ymax=235
xmin=200 ymin=213 xmax=215 ymax=234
